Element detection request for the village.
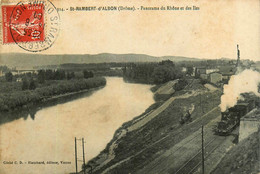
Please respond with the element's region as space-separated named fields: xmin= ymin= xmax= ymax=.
xmin=0 ymin=46 xmax=259 ymax=174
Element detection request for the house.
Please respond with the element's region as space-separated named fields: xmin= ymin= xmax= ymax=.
xmin=251 ymin=62 xmax=260 ymax=72
xmin=206 ymin=68 xmax=219 ymax=74
xmin=208 ymin=72 xmax=222 ymax=84
xmin=239 ymin=109 xmax=260 ymax=142
xmin=17 ymin=70 xmax=37 ymax=74
xmin=219 ymin=66 xmax=236 ymax=80
xmin=11 ymin=70 xmax=37 ymax=75
xmin=200 ymin=74 xmax=208 ymax=80
xmin=16 ymin=77 xmax=22 ymax=82
xmin=195 ymin=67 xmax=206 ymax=78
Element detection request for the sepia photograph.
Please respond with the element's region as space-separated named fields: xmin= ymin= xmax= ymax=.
xmin=0 ymin=0 xmax=259 ymax=174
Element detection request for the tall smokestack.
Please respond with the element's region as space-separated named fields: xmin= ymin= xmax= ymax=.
xmin=236 ymin=44 xmax=240 ymax=67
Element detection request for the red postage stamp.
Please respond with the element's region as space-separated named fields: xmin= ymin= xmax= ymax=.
xmin=1 ymin=0 xmax=60 ymax=52
xmin=2 ymin=3 xmax=45 ymax=44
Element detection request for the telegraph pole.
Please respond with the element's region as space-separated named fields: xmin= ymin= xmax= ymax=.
xmin=200 ymin=94 xmax=204 ymax=113
xmin=75 ymin=137 xmax=78 ymax=174
xmin=201 ymin=126 xmax=205 ymax=174
xmin=82 ymin=138 xmax=86 ymax=174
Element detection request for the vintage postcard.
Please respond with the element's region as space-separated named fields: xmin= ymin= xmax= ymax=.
xmin=0 ymin=0 xmax=259 ymax=174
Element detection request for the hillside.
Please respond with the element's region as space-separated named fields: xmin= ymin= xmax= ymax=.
xmin=0 ymin=53 xmax=201 ymax=67
xmin=211 ymin=131 xmax=260 ymax=174
xmin=78 ymin=79 xmax=222 ymax=174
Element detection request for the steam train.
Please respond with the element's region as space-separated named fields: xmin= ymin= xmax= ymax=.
xmin=215 ymin=93 xmax=260 ymax=136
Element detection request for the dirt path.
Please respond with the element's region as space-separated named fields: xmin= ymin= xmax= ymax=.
xmin=155 ymin=80 xmax=178 ymax=95
xmin=128 ymin=90 xmax=205 ymax=132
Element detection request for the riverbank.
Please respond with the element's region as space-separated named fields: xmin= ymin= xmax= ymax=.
xmin=41 ymin=85 xmax=105 ymax=102
xmin=0 ymin=84 xmax=106 ymax=126
xmin=0 ymin=77 xmax=106 ymax=112
xmin=0 ymin=77 xmax=155 ymax=174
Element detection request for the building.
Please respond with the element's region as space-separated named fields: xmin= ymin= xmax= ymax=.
xmin=208 ymin=72 xmax=222 ymax=84
xmin=154 ymin=80 xmax=178 ymax=100
xmin=16 ymin=78 xmax=22 ymax=82
xmin=11 ymin=69 xmax=37 ymax=75
xmin=200 ymin=74 xmax=208 ymax=80
xmin=239 ymin=109 xmax=260 ymax=142
xmin=181 ymin=67 xmax=187 ymax=73
xmin=206 ymin=68 xmax=219 ymax=74
xmin=219 ymin=65 xmax=236 ymax=81
xmin=17 ymin=70 xmax=37 ymax=74
xmin=195 ymin=67 xmax=206 ymax=78
xmin=251 ymin=62 xmax=260 ymax=72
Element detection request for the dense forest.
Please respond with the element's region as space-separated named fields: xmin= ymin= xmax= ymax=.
xmin=123 ymin=60 xmax=186 ymax=84
xmin=0 ymin=69 xmax=106 ymax=112
xmin=0 ymin=77 xmax=106 ymax=111
xmin=35 ymin=63 xmax=124 ymax=77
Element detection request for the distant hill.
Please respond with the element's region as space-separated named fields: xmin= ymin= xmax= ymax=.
xmin=0 ymin=53 xmax=201 ymax=68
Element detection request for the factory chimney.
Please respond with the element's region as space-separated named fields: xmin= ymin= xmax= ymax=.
xmin=236 ymin=44 xmax=240 ymax=67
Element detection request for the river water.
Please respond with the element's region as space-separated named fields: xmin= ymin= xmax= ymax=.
xmin=0 ymin=77 xmax=154 ymax=174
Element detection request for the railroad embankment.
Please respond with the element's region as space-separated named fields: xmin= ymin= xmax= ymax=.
xmin=81 ymin=79 xmax=222 ymax=174
xmin=211 ymin=129 xmax=260 ymax=174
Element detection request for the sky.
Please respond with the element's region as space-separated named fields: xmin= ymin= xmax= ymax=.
xmin=1 ymin=0 xmax=260 ymax=61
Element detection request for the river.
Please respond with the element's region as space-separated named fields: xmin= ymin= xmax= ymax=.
xmin=0 ymin=77 xmax=154 ymax=174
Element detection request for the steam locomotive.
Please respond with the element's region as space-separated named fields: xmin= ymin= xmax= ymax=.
xmin=215 ymin=93 xmax=260 ymax=136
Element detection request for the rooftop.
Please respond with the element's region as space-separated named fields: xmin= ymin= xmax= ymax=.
xmin=241 ymin=108 xmax=260 ymax=121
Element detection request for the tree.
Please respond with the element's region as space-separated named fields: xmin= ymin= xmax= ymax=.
xmin=200 ymin=79 xmax=207 ymax=85
xmin=5 ymin=72 xmax=13 ymax=82
xmin=54 ymin=70 xmax=66 ymax=80
xmin=37 ymin=70 xmax=45 ymax=83
xmin=174 ymin=78 xmax=188 ymax=91
xmin=22 ymin=78 xmax=29 ymax=90
xmin=159 ymin=60 xmax=175 ymax=66
xmin=45 ymin=69 xmax=54 ymax=80
xmin=153 ymin=65 xmax=176 ymax=84
xmin=83 ymin=70 xmax=94 ymax=79
xmin=186 ymin=66 xmax=194 ymax=76
xmin=29 ymin=79 xmax=36 ymax=90
xmin=67 ymin=72 xmax=75 ymax=80
xmin=60 ymin=70 xmax=66 ymax=80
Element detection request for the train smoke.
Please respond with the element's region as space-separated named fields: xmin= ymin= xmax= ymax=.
xmin=220 ymin=69 xmax=260 ymax=112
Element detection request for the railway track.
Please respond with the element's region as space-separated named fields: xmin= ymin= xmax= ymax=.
xmin=136 ymin=110 xmax=221 ymax=174
xmin=147 ymin=130 xmax=211 ymax=172
xmin=173 ymin=136 xmax=225 ymax=174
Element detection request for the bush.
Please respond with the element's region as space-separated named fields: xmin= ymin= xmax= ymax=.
xmin=83 ymin=70 xmax=94 ymax=79
xmin=5 ymin=72 xmax=13 ymax=82
xmin=29 ymin=79 xmax=36 ymax=90
xmin=200 ymin=79 xmax=207 ymax=85
xmin=22 ymin=78 xmax=29 ymax=90
xmin=174 ymin=79 xmax=188 ymax=91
